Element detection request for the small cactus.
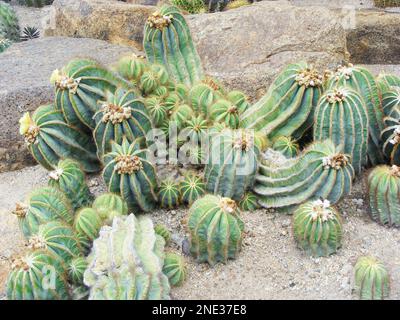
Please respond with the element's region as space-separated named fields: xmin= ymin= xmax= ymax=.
xmin=238 ymin=192 xmax=259 ymax=211
xmin=74 ymin=207 xmax=103 ymax=252
xmin=158 ymin=179 xmax=181 ymax=209
xmin=155 ymin=224 xmax=172 ymax=244
xmin=68 ymin=256 xmax=88 ymax=286
xmin=189 ymin=78 xmax=224 ymax=117
xmin=91 ymin=193 xmax=129 ymax=224
xmin=163 ymin=252 xmax=187 ymax=287
xmin=180 ymin=173 xmax=206 ymax=205
xmin=272 ymin=136 xmax=299 ymax=158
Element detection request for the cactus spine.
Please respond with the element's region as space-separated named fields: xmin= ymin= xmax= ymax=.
xmin=84 ymin=214 xmax=170 ymax=300
xmin=367 ymin=165 xmax=400 ymax=227
xmin=103 ymin=138 xmax=158 ymax=212
xmin=254 ymin=140 xmax=355 ymax=209
xmin=144 ymin=5 xmax=204 ymax=86
xmin=0 ymin=2 xmax=20 ymax=42
xmin=163 ymin=252 xmax=187 ymax=287
xmin=158 ymin=179 xmax=181 ymax=209
xmin=354 ymin=256 xmax=390 ymax=300
xmin=314 ymin=87 xmax=369 ymax=174
xmin=187 ymin=195 xmax=244 ymax=265
xmin=180 ymin=173 xmax=206 ymax=205
xmin=293 ymin=200 xmax=343 ymax=257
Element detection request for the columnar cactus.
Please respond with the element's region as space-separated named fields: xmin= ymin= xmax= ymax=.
xmin=293 ymin=199 xmax=343 ymax=257
xmin=367 ymin=165 xmax=400 ymax=227
xmin=314 ymin=87 xmax=369 ymax=174
xmin=13 ymin=186 xmax=74 ymax=238
xmin=52 ymin=59 xmax=122 ymax=131
xmin=238 ymin=192 xmax=259 ymax=211
xmin=205 ymin=129 xmax=260 ymax=200
xmin=144 ymin=5 xmax=204 ymax=86
xmin=74 ymin=207 xmax=103 ymax=252
xmin=254 ymin=140 xmax=355 ymax=209
xmin=272 ymin=136 xmax=299 ymax=158
xmin=6 ymin=250 xmax=70 ymax=300
xmin=381 ymin=107 xmax=400 ymax=165
xmin=48 ymin=158 xmax=93 ymax=211
xmin=19 ymin=104 xmax=101 ymax=173
xmin=0 ymin=2 xmax=20 ymax=42
xmin=354 ymin=256 xmax=390 ymax=300
xmin=326 ymin=64 xmax=385 ymax=165
xmin=68 ymin=256 xmax=88 ymax=286
xmin=180 ymin=173 xmax=206 ymax=205
xmin=163 ymin=252 xmax=187 ymax=287
xmin=103 ymin=138 xmax=158 ymax=212
xmin=84 ymin=214 xmax=170 ymax=300
xmin=93 ymin=88 xmax=153 ymax=159
xmin=241 ymin=62 xmax=323 ymax=140
xmin=92 ymin=193 xmax=128 ymax=223
xmin=158 ymin=179 xmax=181 ymax=209
xmin=187 ymin=195 xmax=244 ymax=265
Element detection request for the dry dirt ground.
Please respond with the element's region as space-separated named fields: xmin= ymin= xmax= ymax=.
xmin=0 ymin=165 xmax=399 ymax=300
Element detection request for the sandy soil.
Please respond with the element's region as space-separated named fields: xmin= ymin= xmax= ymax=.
xmin=0 ymin=165 xmax=399 ymax=300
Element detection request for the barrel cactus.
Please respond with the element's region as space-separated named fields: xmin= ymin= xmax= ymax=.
xmin=19 ymin=104 xmax=101 ymax=173
xmin=0 ymin=2 xmax=20 ymax=42
xmin=48 ymin=158 xmax=93 ymax=211
xmin=377 ymin=73 xmax=400 ymax=92
xmin=144 ymin=5 xmax=204 ymax=86
xmin=84 ymin=214 xmax=170 ymax=300
xmin=241 ymin=62 xmax=323 ymax=140
xmin=52 ymin=59 xmax=122 ymax=131
xmin=179 ymin=115 xmax=209 ymax=146
xmin=144 ymin=95 xmax=169 ymax=127
xmin=139 ymin=63 xmax=171 ymax=96
xmin=171 ymin=0 xmax=205 ymax=13
xmin=367 ymin=165 xmax=400 ymax=227
xmin=381 ymin=107 xmax=400 ymax=165
xmin=314 ymin=87 xmax=369 ymax=174
xmin=254 ymin=140 xmax=355 ymax=209
xmin=93 ymin=88 xmax=153 ymax=159
xmin=293 ymin=199 xmax=343 ymax=257
xmin=238 ymin=192 xmax=259 ymax=211
xmin=189 ymin=77 xmax=224 ymax=117
xmin=180 ymin=173 xmax=206 ymax=205
xmin=13 ymin=186 xmax=74 ymax=238
xmin=354 ymin=256 xmax=390 ymax=300
xmin=272 ymin=136 xmax=299 ymax=158
xmin=187 ymin=195 xmax=245 ymax=265
xmin=74 ymin=207 xmax=103 ymax=252
xmin=6 ymin=250 xmax=70 ymax=300
xmin=68 ymin=256 xmax=88 ymax=286
xmin=92 ymin=193 xmax=129 ymax=224
xmin=205 ymin=129 xmax=260 ymax=200
xmin=103 ymin=138 xmax=158 ymax=212
xmin=154 ymin=224 xmax=171 ymax=244
xmin=158 ymin=179 xmax=181 ymax=209
xmin=163 ymin=252 xmax=187 ymax=287
xmin=115 ymin=54 xmax=147 ymax=86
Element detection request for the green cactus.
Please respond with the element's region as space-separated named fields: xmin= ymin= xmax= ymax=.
xmin=204 ymin=0 xmax=230 ymax=12
xmin=373 ymin=0 xmax=400 ymax=8
xmin=144 ymin=95 xmax=169 ymax=126
xmin=154 ymin=224 xmax=172 ymax=244
xmin=293 ymin=199 xmax=343 ymax=257
xmin=0 ymin=2 xmax=20 ymax=42
xmin=188 ymin=195 xmax=244 ymax=265
xmin=376 ymin=73 xmax=400 ymax=93
xmin=254 ymin=140 xmax=355 ymax=209
xmin=144 ymin=5 xmax=204 ymax=86
xmin=6 ymin=250 xmax=70 ymax=300
xmin=189 ymin=77 xmax=224 ymax=117
xmin=12 ymin=186 xmax=74 ymax=238
xmin=68 ymin=256 xmax=88 ymax=286
xmin=52 ymin=59 xmax=122 ymax=131
xmin=91 ymin=193 xmax=129 ymax=223
xmin=238 ymin=192 xmax=259 ymax=211
xmin=115 ymin=54 xmax=147 ymax=86
xmin=205 ymin=129 xmax=260 ymax=200
xmin=354 ymin=256 xmax=390 ymax=300
xmin=74 ymin=207 xmax=103 ymax=252
xmin=0 ymin=36 xmax=11 ymax=53
xmin=381 ymin=107 xmax=400 ymax=165
xmin=180 ymin=173 xmax=206 ymax=205
xmin=48 ymin=158 xmax=93 ymax=211
xmin=163 ymin=252 xmax=187 ymax=287
xmin=139 ymin=64 xmax=170 ymax=96
xmin=19 ymin=104 xmax=101 ymax=173
xmin=314 ymin=87 xmax=369 ymax=174
xmin=17 ymin=0 xmax=54 ymax=7
xmin=27 ymin=221 xmax=82 ymax=264
xmin=84 ymin=214 xmax=170 ymax=300
xmin=103 ymin=138 xmax=158 ymax=212
xmin=326 ymin=64 xmax=385 ymax=165
xmin=169 ymin=102 xmax=193 ymax=130
xmin=382 ymin=86 xmax=400 ymax=117
xmin=179 ymin=115 xmax=209 ymax=145
xmin=367 ymin=165 xmax=400 ymax=227
xmin=272 ymin=136 xmax=299 ymax=158
xmin=171 ymin=0 xmax=205 ymax=13
xmin=241 ymin=62 xmax=323 ymax=140
xmin=93 ymin=88 xmax=153 ymax=159
xmin=158 ymin=178 xmax=181 ymax=209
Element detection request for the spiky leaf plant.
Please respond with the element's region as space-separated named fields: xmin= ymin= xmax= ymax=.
xmin=0 ymin=2 xmax=20 ymax=42
xmin=293 ymin=199 xmax=343 ymax=257
xmin=254 ymin=140 xmax=355 ymax=209
xmin=84 ymin=214 xmax=170 ymax=300
xmin=20 ymin=26 xmax=40 ymax=41
xmin=19 ymin=104 xmax=101 ymax=172
xmin=367 ymin=165 xmax=400 ymax=227
xmin=158 ymin=179 xmax=181 ymax=209
xmin=103 ymin=137 xmax=158 ymax=212
xmin=163 ymin=252 xmax=187 ymax=287
xmin=144 ymin=5 xmax=204 ymax=86
xmin=187 ymin=195 xmax=244 ymax=265
xmin=12 ymin=186 xmax=74 ymax=238
xmin=74 ymin=207 xmax=103 ymax=252
xmin=272 ymin=136 xmax=299 ymax=158
xmin=6 ymin=250 xmax=70 ymax=300
xmin=238 ymin=192 xmax=259 ymax=211
xmin=68 ymin=256 xmax=88 ymax=286
xmin=154 ymin=224 xmax=171 ymax=244
xmin=180 ymin=173 xmax=206 ymax=205
xmin=91 ymin=193 xmax=129 ymax=224
xmin=381 ymin=107 xmax=400 ymax=165
xmin=354 ymin=256 xmax=390 ymax=300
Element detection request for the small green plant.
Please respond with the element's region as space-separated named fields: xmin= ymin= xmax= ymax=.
xmin=20 ymin=26 xmax=40 ymax=41
xmin=238 ymin=192 xmax=259 ymax=211
xmin=0 ymin=2 xmax=20 ymax=42
xmin=158 ymin=178 xmax=181 ymax=209
xmin=180 ymin=173 xmax=206 ymax=205
xmin=68 ymin=256 xmax=88 ymax=286
xmin=163 ymin=252 xmax=187 ymax=287
xmin=154 ymin=224 xmax=172 ymax=244
xmin=272 ymin=136 xmax=299 ymax=158
xmin=92 ymin=193 xmax=129 ymax=223
xmin=74 ymin=207 xmax=103 ymax=252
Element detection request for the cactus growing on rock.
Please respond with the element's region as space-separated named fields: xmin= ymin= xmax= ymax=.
xmin=354 ymin=256 xmax=390 ymax=300
xmin=6 ymin=250 xmax=70 ymax=300
xmin=84 ymin=214 xmax=170 ymax=300
xmin=381 ymin=107 xmax=400 ymax=165
xmin=144 ymin=5 xmax=204 ymax=86
xmin=0 ymin=2 xmax=20 ymax=42
xmin=187 ymin=195 xmax=244 ymax=265
xmin=19 ymin=104 xmax=101 ymax=173
xmin=13 ymin=186 xmax=74 ymax=238
xmin=314 ymin=87 xmax=369 ymax=174
xmin=91 ymin=193 xmax=129 ymax=224
xmin=254 ymin=140 xmax=355 ymax=209
xmin=293 ymin=199 xmax=343 ymax=257
xmin=48 ymin=159 xmax=93 ymax=211
xmin=180 ymin=173 xmax=206 ymax=205
xmin=367 ymin=165 xmax=400 ymax=227
xmin=163 ymin=252 xmax=187 ymax=287
xmin=103 ymin=138 xmax=158 ymax=212
xmin=272 ymin=136 xmax=299 ymax=158
xmin=158 ymin=179 xmax=181 ymax=209
xmin=205 ymin=129 xmax=260 ymax=200
xmin=74 ymin=207 xmax=103 ymax=252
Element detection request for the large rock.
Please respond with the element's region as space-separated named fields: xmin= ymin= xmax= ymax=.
xmin=0 ymin=37 xmax=136 ymax=173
